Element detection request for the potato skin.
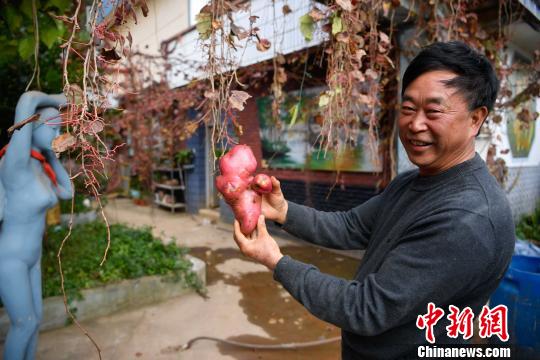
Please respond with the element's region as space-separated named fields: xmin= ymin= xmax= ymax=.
xmin=252 ymin=173 xmax=272 ymax=194
xmin=216 ymin=145 xmax=274 ymax=235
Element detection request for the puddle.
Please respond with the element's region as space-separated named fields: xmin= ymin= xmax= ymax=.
xmin=188 ymin=246 xmax=360 ymax=359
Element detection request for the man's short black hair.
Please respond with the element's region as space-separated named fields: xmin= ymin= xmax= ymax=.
xmin=402 ymin=41 xmax=499 ymax=112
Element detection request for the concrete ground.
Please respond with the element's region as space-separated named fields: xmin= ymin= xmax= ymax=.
xmin=32 ymin=199 xmax=362 ymax=360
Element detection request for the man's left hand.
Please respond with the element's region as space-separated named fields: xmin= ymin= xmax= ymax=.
xmin=233 ymin=215 xmax=283 ymax=271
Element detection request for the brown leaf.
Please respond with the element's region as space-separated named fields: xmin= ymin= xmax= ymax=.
xmin=89 ymin=121 xmax=104 ymax=134
xmin=309 ymin=8 xmax=325 ymax=21
xmin=350 ymin=70 xmax=365 ymax=81
xmin=256 ymin=39 xmax=271 ymax=52
xmin=204 ymin=90 xmax=218 ymax=100
xmin=231 ymin=23 xmax=249 ymax=40
xmin=336 ymin=0 xmax=354 ymax=11
xmin=229 ymin=90 xmax=252 ymax=111
xmin=52 ymin=133 xmax=76 ymax=153
xmin=379 ymin=31 xmax=390 ymax=45
xmin=336 ymin=32 xmax=349 ymax=43
xmin=101 ymin=48 xmax=121 ymax=61
xmin=365 ymin=68 xmax=379 ymax=80
xmin=355 ymin=49 xmax=367 ymax=63
xmin=277 ymin=67 xmax=287 ymax=83
xmin=212 ymin=19 xmax=222 ymax=30
xmin=140 ymin=2 xmax=149 ymax=17
xmin=282 ymin=5 xmax=292 ymax=15
xmin=249 ymin=15 xmax=259 ymax=24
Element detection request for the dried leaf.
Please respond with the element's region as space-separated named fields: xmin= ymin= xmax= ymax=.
xmin=65 ymin=84 xmax=84 ymax=106
xmin=140 ymin=2 xmax=149 ymax=17
xmin=319 ymin=94 xmax=330 ymax=107
xmin=282 ymin=5 xmax=292 ymax=15
xmin=52 ymin=133 xmax=76 ymax=153
xmin=350 ymin=70 xmax=365 ymax=81
xmin=379 ymin=31 xmax=390 ymax=45
xmin=365 ymin=68 xmax=379 ymax=80
xmin=229 ymin=90 xmax=252 ymax=111
xmin=336 ymin=32 xmax=349 ymax=43
xmin=196 ymin=12 xmax=212 ymax=40
xmin=204 ymin=90 xmax=218 ymax=100
xmin=100 ymin=48 xmax=121 ymax=61
xmin=256 ymin=38 xmax=271 ymax=52
xmin=277 ymin=67 xmax=287 ymax=83
xmin=212 ymin=19 xmax=222 ymax=30
xmin=355 ymin=49 xmax=367 ymax=63
xmin=336 ymin=0 xmax=354 ymax=11
xmin=89 ymin=121 xmax=104 ymax=134
xmin=300 ymin=14 xmax=315 ymax=41
xmin=249 ymin=15 xmax=259 ymax=24
xmin=231 ymin=23 xmax=249 ymax=40
xmin=309 ymin=8 xmax=325 ymax=21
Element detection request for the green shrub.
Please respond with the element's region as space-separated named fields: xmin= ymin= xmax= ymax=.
xmin=59 ymin=193 xmax=90 ymax=214
xmin=42 ymin=221 xmax=204 ymax=302
xmin=516 ymin=203 xmax=540 ymax=245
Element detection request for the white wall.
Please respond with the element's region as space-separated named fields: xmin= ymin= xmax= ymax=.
xmin=126 ymin=0 xmax=189 ymax=55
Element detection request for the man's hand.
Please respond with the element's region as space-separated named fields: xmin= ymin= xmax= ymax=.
xmin=261 ymin=176 xmax=288 ymax=224
xmin=233 ymin=215 xmax=283 ymax=271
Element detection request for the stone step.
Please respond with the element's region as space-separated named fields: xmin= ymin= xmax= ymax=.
xmin=198 ymin=208 xmax=220 ymax=223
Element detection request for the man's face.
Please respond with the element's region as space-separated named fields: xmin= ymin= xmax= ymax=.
xmin=399 ymin=70 xmax=482 ymax=176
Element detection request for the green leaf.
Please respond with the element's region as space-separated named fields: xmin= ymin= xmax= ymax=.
xmin=18 ymin=36 xmax=35 ymax=60
xmin=4 ymin=6 xmax=23 ymax=33
xmin=289 ymin=102 xmax=300 ymax=126
xmin=332 ymin=15 xmax=343 ymax=35
xmin=299 ymin=14 xmax=314 ymax=42
xmin=46 ymin=0 xmax=72 ymax=12
xmin=195 ymin=13 xmax=212 ymax=40
xmin=20 ymin=0 xmax=33 ymax=19
xmin=40 ymin=15 xmax=62 ymax=48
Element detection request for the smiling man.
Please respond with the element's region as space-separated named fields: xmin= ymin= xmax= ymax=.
xmin=233 ymin=41 xmax=516 ymax=359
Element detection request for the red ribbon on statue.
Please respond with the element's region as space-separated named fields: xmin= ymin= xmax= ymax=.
xmin=0 ymin=145 xmax=58 ymax=187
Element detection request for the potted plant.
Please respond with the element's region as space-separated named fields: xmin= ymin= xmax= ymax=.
xmin=175 ymin=149 xmax=195 ymax=168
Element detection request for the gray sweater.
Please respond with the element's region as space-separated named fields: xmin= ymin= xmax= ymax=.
xmin=273 ymin=154 xmax=515 ymax=359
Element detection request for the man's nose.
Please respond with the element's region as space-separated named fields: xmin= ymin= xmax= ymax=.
xmin=409 ymin=112 xmax=428 ymax=132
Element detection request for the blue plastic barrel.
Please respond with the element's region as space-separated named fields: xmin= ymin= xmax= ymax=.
xmin=490 ymin=255 xmax=540 ymax=356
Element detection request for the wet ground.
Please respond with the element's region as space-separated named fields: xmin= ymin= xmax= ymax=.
xmin=27 ymin=200 xmax=365 ymax=359
xmin=186 ymin=245 xmax=360 ymax=359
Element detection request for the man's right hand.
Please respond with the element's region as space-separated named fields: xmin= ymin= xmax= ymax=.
xmin=261 ymin=176 xmax=288 ymax=224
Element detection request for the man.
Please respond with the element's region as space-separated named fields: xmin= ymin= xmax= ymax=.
xmin=233 ymin=41 xmax=515 ymax=359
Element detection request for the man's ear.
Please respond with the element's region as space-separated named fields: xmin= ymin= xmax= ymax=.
xmin=471 ymin=106 xmax=488 ymax=136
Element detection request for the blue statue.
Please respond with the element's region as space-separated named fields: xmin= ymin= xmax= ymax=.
xmin=0 ymin=91 xmax=73 ymax=360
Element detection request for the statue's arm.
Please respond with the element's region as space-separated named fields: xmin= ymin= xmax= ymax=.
xmin=44 ymin=151 xmax=73 ymax=200
xmin=4 ymin=91 xmax=66 ymax=185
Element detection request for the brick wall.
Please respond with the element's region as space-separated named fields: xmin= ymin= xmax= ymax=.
xmin=506 ymin=166 xmax=540 ymax=220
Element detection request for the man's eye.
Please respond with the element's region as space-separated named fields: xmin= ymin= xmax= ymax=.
xmin=426 ymin=109 xmax=441 ymax=113
xmin=401 ymin=106 xmax=415 ymax=112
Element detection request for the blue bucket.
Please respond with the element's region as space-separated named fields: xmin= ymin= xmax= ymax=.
xmin=490 ymin=255 xmax=540 ymax=356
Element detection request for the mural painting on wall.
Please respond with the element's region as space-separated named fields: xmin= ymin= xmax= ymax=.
xmin=498 ymin=67 xmax=540 ymax=167
xmin=507 ymin=98 xmax=536 ymax=158
xmin=257 ymin=87 xmax=382 ymax=172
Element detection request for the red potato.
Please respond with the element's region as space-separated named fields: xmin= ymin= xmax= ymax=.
xmin=218 ymin=144 xmax=257 ymax=179
xmin=216 ymin=144 xmax=273 ymax=235
xmin=215 ymin=174 xmax=253 ymax=201
xmin=252 ymin=173 xmax=272 ymax=194
xmin=234 ymin=189 xmax=262 ymax=235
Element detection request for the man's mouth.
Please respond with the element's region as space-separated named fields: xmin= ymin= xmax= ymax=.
xmin=409 ymin=139 xmax=432 ymax=147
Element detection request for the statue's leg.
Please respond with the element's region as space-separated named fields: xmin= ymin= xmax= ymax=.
xmin=24 ymin=261 xmax=42 ymax=360
xmin=0 ymin=260 xmax=39 ymax=360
